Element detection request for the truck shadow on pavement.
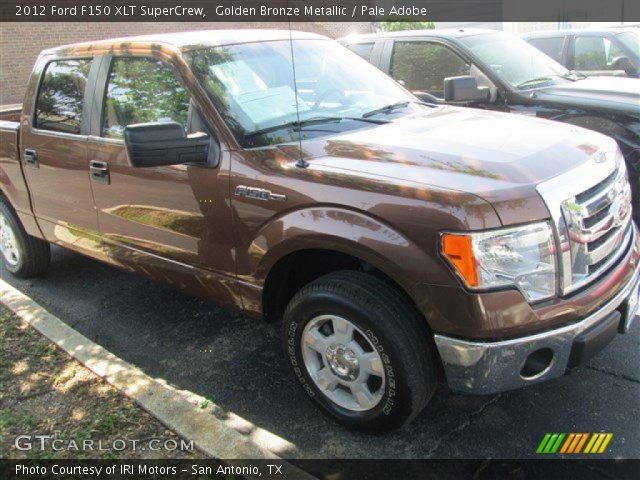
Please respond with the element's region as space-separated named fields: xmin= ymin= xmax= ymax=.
xmin=2 ymin=246 xmax=638 ymax=459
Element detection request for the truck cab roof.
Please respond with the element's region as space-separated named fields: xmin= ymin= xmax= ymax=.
xmin=521 ymin=27 xmax=639 ymax=39
xmin=339 ymin=28 xmax=500 ymax=43
xmin=42 ymin=29 xmax=328 ymax=56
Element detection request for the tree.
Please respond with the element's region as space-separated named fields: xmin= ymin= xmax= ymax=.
xmin=375 ymin=21 xmax=435 ymax=32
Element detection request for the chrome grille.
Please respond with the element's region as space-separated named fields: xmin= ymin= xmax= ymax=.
xmin=536 ymin=148 xmax=633 ymax=296
xmin=560 ymin=162 xmax=633 ymax=293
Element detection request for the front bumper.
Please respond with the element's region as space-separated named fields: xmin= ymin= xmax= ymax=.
xmin=434 ymin=260 xmax=640 ymax=395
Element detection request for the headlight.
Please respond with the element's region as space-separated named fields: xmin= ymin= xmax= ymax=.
xmin=441 ymin=222 xmax=557 ymax=302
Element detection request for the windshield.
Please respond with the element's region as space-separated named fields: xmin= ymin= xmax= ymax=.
xmin=187 ymin=39 xmax=421 ymax=147
xmin=460 ymin=32 xmax=570 ymax=89
xmin=616 ymin=31 xmax=640 ymax=58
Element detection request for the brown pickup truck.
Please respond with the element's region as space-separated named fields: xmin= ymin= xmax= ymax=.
xmin=0 ymin=30 xmax=638 ymax=432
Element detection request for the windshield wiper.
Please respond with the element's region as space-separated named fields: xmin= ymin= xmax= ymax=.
xmin=362 ymin=101 xmax=411 ymax=118
xmin=516 ymin=76 xmax=558 ymax=88
xmin=562 ymin=70 xmax=587 ymax=80
xmin=245 ymin=116 xmax=388 ymax=139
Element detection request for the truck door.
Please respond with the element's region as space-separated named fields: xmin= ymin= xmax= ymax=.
xmin=86 ymin=54 xmax=237 ymax=307
xmin=20 ymin=57 xmax=101 ymax=248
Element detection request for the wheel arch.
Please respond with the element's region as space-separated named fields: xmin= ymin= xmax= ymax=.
xmin=250 ymin=205 xmax=445 ymax=327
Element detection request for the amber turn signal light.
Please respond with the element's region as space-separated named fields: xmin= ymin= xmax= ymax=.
xmin=441 ymin=234 xmax=478 ymax=287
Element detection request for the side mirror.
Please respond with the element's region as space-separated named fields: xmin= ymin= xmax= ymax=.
xmin=443 ymin=76 xmax=489 ymax=103
xmin=124 ymin=122 xmax=209 ymax=168
xmin=612 ymin=56 xmax=639 ymax=77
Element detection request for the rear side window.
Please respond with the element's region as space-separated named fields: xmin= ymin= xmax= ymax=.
xmin=347 ymin=42 xmax=375 ymax=61
xmin=528 ymin=37 xmax=565 ymax=63
xmin=35 ymin=59 xmax=92 ymax=134
xmin=102 ymin=57 xmax=190 ymax=138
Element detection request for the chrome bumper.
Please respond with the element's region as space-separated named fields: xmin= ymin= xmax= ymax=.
xmin=434 ymin=259 xmax=640 ymax=395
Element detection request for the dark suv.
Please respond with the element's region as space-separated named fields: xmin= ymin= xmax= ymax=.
xmin=340 ymin=29 xmax=640 ymax=226
xmin=522 ymin=28 xmax=639 ymax=78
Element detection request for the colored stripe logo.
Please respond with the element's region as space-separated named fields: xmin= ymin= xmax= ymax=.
xmin=537 ymin=433 xmax=612 ymax=454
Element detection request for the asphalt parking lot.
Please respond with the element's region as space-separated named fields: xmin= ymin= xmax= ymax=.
xmin=2 ymin=246 xmax=639 ymax=459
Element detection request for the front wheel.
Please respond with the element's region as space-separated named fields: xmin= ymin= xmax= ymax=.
xmin=282 ymin=271 xmax=437 ymax=432
xmin=0 ymin=197 xmax=50 ymax=278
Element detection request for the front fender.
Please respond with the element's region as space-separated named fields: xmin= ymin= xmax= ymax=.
xmin=242 ymin=205 xmax=461 ymax=295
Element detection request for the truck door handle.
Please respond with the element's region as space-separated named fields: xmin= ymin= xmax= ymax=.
xmin=24 ymin=149 xmax=38 ymax=168
xmin=89 ymin=160 xmax=110 ymax=185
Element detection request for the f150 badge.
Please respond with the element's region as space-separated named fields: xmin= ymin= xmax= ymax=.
xmin=235 ymin=185 xmax=287 ymax=202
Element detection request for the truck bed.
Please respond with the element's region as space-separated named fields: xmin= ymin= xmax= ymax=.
xmin=0 ymin=104 xmax=22 ymax=122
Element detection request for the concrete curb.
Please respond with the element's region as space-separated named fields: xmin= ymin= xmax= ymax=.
xmin=0 ymin=278 xmax=315 ymax=478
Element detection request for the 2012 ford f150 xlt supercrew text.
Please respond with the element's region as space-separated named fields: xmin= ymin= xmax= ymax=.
xmin=0 ymin=30 xmax=638 ymax=432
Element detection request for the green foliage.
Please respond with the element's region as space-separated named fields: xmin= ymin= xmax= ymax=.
xmin=375 ymin=21 xmax=435 ymax=32
xmin=0 ymin=409 xmax=14 ymax=431
xmin=100 ymin=413 xmax=118 ymax=434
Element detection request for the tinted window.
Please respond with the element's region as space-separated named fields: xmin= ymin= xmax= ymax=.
xmin=460 ymin=33 xmax=568 ymax=89
xmin=35 ymin=59 xmax=91 ymax=134
xmin=529 ymin=37 xmax=565 ymax=63
xmin=574 ymin=36 xmax=625 ymax=71
xmin=390 ymin=41 xmax=470 ymax=98
xmin=103 ymin=57 xmax=190 ymax=138
xmin=616 ymin=31 xmax=639 ymax=57
xmin=347 ymin=42 xmax=375 ymax=61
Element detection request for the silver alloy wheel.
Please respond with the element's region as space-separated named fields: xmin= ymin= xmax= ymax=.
xmin=301 ymin=314 xmax=385 ymax=412
xmin=0 ymin=212 xmax=19 ymax=266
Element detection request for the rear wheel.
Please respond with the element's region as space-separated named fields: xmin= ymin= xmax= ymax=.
xmin=0 ymin=197 xmax=50 ymax=278
xmin=282 ymin=270 xmax=437 ymax=432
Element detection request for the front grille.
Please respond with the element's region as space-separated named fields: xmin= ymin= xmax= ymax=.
xmin=560 ymin=161 xmax=633 ymax=294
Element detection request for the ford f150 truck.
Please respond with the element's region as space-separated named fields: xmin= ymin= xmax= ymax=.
xmin=340 ymin=29 xmax=640 ymax=227
xmin=0 ymin=30 xmax=638 ymax=432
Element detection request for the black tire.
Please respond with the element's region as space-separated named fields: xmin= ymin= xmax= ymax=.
xmin=282 ymin=270 xmax=437 ymax=433
xmin=0 ymin=196 xmax=50 ymax=278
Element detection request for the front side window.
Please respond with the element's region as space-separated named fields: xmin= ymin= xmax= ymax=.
xmin=102 ymin=57 xmax=190 ymax=138
xmin=390 ymin=41 xmax=471 ymax=97
xmin=187 ymin=39 xmax=420 ymax=148
xmin=460 ymin=32 xmax=570 ymax=89
xmin=574 ymin=36 xmax=626 ymax=71
xmin=35 ymin=59 xmax=92 ymax=134
xmin=528 ymin=37 xmax=565 ymax=63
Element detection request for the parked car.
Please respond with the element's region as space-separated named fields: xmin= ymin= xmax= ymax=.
xmin=1 ymin=30 xmax=638 ymax=432
xmin=340 ymin=29 xmax=640 ymax=226
xmin=521 ymin=28 xmax=639 ymax=78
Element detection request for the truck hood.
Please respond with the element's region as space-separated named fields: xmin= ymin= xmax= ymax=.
xmin=533 ymin=77 xmax=640 ymax=116
xmin=299 ymin=106 xmax=617 ymax=225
